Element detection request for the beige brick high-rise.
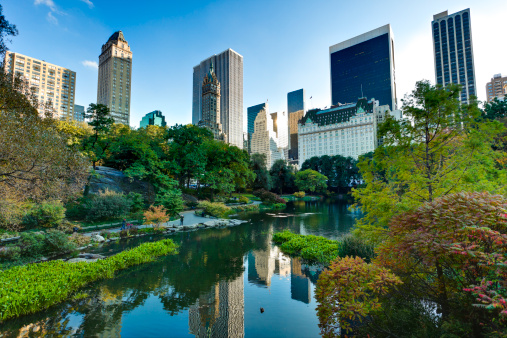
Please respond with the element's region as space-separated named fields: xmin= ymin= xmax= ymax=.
xmin=97 ymin=31 xmax=132 ymax=125
xmin=486 ymin=74 xmax=507 ymax=102
xmin=4 ymin=51 xmax=76 ymax=120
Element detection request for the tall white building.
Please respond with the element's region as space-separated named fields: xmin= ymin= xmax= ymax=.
xmin=298 ymin=98 xmax=401 ymax=166
xmin=251 ymin=108 xmax=285 ymax=169
xmin=271 ymin=111 xmax=289 ymax=158
xmin=192 ymin=49 xmax=244 ymax=149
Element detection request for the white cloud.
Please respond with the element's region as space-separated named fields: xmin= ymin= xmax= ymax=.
xmin=34 ymin=0 xmax=56 ymax=11
xmin=47 ymin=11 xmax=58 ymax=24
xmin=79 ymin=0 xmax=94 ymax=9
xmin=82 ymin=60 xmax=98 ymax=69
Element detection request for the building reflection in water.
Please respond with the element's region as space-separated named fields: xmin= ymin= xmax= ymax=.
xmin=290 ymin=259 xmax=311 ymax=304
xmin=188 ymin=273 xmax=245 ymax=338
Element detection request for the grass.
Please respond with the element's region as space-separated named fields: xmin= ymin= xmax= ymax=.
xmin=0 ymin=238 xmax=178 ymax=322
xmin=272 ymin=230 xmax=375 ymax=265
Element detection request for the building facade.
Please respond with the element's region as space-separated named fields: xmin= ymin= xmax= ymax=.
xmin=298 ymin=98 xmax=401 ymax=166
xmin=271 ymin=111 xmax=289 ymax=158
xmin=287 ymin=88 xmax=305 ymax=114
xmin=247 ymin=102 xmax=268 ymax=153
xmin=140 ymin=110 xmax=167 ymax=128
xmin=329 ymin=24 xmax=397 ymax=111
xmin=199 ymin=63 xmax=225 ymax=141
xmin=288 ymin=110 xmax=305 ymax=160
xmin=192 ymin=49 xmax=243 ymax=149
xmin=432 ymin=9 xmax=476 ymax=103
xmin=97 ymin=31 xmax=132 ymax=125
xmin=486 ymin=74 xmax=507 ymax=102
xmin=73 ymin=104 xmax=85 ymax=122
xmin=4 ymin=51 xmax=76 ymax=120
xmin=251 ymin=107 xmax=284 ymax=169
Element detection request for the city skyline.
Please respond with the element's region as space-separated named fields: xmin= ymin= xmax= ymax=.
xmin=2 ymin=0 xmax=506 ymax=128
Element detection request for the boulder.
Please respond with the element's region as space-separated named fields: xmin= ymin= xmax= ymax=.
xmin=91 ymin=234 xmax=105 ymax=243
xmin=78 ymin=253 xmax=105 ymax=259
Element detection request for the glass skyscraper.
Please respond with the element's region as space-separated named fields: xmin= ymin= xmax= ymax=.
xmin=432 ymin=9 xmax=476 ymax=103
xmin=140 ymin=110 xmax=167 ymax=128
xmin=247 ymin=102 xmax=268 ymax=153
xmin=287 ymin=88 xmax=305 ymax=114
xmin=329 ymin=24 xmax=397 ymax=111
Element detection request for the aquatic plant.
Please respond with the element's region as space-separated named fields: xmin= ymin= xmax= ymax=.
xmin=0 ymin=238 xmax=178 ymax=321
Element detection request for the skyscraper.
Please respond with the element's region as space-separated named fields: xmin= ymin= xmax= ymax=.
xmin=4 ymin=51 xmax=76 ymax=120
xmin=486 ymin=74 xmax=507 ymax=102
xmin=329 ymin=24 xmax=397 ymax=111
xmin=192 ymin=49 xmax=243 ymax=149
xmin=432 ymin=9 xmax=476 ymax=103
xmin=287 ymin=88 xmax=305 ymax=114
xmin=73 ymin=104 xmax=85 ymax=122
xmin=140 ymin=110 xmax=166 ymax=128
xmin=97 ymin=31 xmax=132 ymax=125
xmin=251 ymin=107 xmax=284 ymax=169
xmin=247 ymin=102 xmax=268 ymax=153
xmin=199 ymin=62 xmax=225 ymax=141
xmin=288 ymin=110 xmax=304 ymax=160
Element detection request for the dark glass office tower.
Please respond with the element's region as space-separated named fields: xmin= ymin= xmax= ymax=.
xmin=329 ymin=24 xmax=397 ymax=111
xmin=247 ymin=102 xmax=268 ymax=153
xmin=287 ymin=88 xmax=305 ymax=114
xmin=432 ymin=9 xmax=476 ymax=103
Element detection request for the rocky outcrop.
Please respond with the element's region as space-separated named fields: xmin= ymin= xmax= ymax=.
xmin=88 ymin=166 xmax=156 ymax=203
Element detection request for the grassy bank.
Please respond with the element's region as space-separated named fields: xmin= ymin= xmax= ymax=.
xmin=272 ymin=230 xmax=374 ymax=265
xmin=0 ymin=239 xmax=178 ymax=322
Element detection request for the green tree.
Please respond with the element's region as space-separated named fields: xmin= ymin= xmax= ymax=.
xmin=295 ymin=169 xmax=328 ymax=194
xmin=352 ymin=81 xmax=507 ymax=242
xmin=166 ymin=124 xmax=212 ymax=188
xmin=251 ymin=153 xmax=270 ymax=190
xmin=83 ymin=103 xmax=114 ymax=170
xmin=269 ymin=159 xmax=295 ymax=195
xmin=0 ymin=4 xmax=18 ymax=57
xmin=483 ymin=97 xmax=507 ymax=120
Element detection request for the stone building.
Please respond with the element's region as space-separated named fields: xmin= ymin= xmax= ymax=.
xmin=251 ymin=107 xmax=284 ymax=169
xmin=97 ymin=31 xmax=132 ymax=125
xmin=199 ymin=62 xmax=225 ymax=141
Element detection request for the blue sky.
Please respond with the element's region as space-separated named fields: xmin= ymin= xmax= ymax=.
xmin=3 ymin=0 xmax=507 ymax=128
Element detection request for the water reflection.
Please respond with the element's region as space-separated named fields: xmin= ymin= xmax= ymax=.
xmin=0 ymin=199 xmax=358 ymax=337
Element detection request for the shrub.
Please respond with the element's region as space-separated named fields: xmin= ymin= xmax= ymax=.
xmin=43 ymin=230 xmax=76 ymax=256
xmin=0 ymin=239 xmax=178 ymax=321
xmin=198 ymin=201 xmax=232 ymax=218
xmin=129 ymin=227 xmax=139 ymax=236
xmin=144 ymin=205 xmax=169 ymax=228
xmin=233 ymin=204 xmax=259 ymax=213
xmin=338 ymin=234 xmax=376 ymax=263
xmin=99 ymin=230 xmax=110 ymax=238
xmin=253 ymin=189 xmax=286 ymax=204
xmin=81 ymin=189 xmax=132 ymax=222
xmin=57 ymin=220 xmax=80 ymax=234
xmin=68 ymin=233 xmax=91 ymax=246
xmin=155 ymin=189 xmax=184 ymax=216
xmin=23 ymin=200 xmax=66 ymax=228
xmin=293 ymin=191 xmax=305 ymax=198
xmin=127 ymin=192 xmax=145 ymax=213
xmin=239 ymin=196 xmax=249 ymax=204
xmin=0 ymin=200 xmax=26 ymax=231
xmin=119 ymin=230 xmax=129 ymax=238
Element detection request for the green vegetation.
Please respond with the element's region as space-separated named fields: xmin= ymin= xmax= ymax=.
xmin=301 ymin=155 xmax=359 ymax=192
xmin=253 ymin=189 xmax=287 ymax=204
xmin=272 ymin=231 xmax=374 ymax=265
xmin=295 ymin=169 xmax=328 ymax=194
xmin=198 ymin=201 xmax=232 ymax=218
xmin=0 ymin=238 xmax=177 ymax=321
xmin=293 ymin=191 xmax=305 ymax=198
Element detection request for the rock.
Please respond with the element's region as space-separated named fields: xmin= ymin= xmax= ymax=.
xmin=204 ymin=221 xmax=217 ymax=227
xmin=91 ymin=235 xmax=105 ymax=243
xmin=67 ymin=258 xmax=91 ymax=263
xmin=78 ymin=253 xmax=105 ymax=259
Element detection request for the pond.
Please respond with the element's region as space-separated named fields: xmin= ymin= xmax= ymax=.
xmin=1 ymin=199 xmax=361 ymax=337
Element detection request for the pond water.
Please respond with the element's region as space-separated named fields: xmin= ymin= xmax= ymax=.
xmin=1 ymin=199 xmax=361 ymax=337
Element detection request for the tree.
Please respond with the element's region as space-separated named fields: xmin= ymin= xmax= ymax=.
xmin=143 ymin=205 xmax=169 ymax=229
xmin=0 ymin=71 xmax=88 ymax=203
xmin=483 ymin=97 xmax=507 ymax=120
xmin=251 ymin=153 xmax=270 ymax=190
xmin=0 ymin=4 xmax=18 ymax=58
xmin=295 ymin=169 xmax=328 ymax=194
xmin=301 ymin=155 xmax=359 ymax=191
xmin=166 ymin=124 xmax=213 ymax=188
xmin=352 ymin=81 xmax=507 ymax=242
xmin=269 ymin=159 xmax=295 ymax=195
xmin=83 ymin=103 xmax=114 ymax=169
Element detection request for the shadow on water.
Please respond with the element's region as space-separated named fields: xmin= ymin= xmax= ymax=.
xmin=0 ymin=199 xmax=360 ymax=337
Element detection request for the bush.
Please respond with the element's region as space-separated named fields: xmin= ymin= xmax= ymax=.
xmin=129 ymin=227 xmax=139 ymax=236
xmin=293 ymin=191 xmax=305 ymax=198
xmin=239 ymin=196 xmax=249 ymax=204
xmin=81 ymin=189 xmax=132 ymax=222
xmin=57 ymin=220 xmax=80 ymax=234
xmin=0 ymin=239 xmax=178 ymax=321
xmin=155 ymin=189 xmax=184 ymax=216
xmin=198 ymin=201 xmax=231 ymax=218
xmin=127 ymin=192 xmax=145 ymax=213
xmin=43 ymin=230 xmax=76 ymax=256
xmin=0 ymin=200 xmax=26 ymax=231
xmin=253 ymin=189 xmax=286 ymax=204
xmin=338 ymin=234 xmax=376 ymax=263
xmin=232 ymin=204 xmax=259 ymax=212
xmin=23 ymin=200 xmax=66 ymax=229
xmin=119 ymin=230 xmax=129 ymax=238
xmin=68 ymin=233 xmax=91 ymax=246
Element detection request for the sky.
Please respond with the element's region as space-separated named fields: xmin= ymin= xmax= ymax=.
xmin=3 ymin=0 xmax=507 ymax=129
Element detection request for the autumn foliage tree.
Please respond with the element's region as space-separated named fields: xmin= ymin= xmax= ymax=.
xmin=143 ymin=205 xmax=170 ymax=229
